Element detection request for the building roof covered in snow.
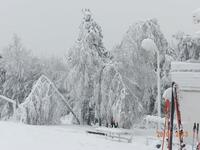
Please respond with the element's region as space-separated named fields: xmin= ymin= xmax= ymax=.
xmin=171 ymin=61 xmax=200 ymax=91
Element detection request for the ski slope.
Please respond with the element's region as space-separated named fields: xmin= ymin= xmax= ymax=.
xmin=0 ymin=121 xmax=160 ymax=150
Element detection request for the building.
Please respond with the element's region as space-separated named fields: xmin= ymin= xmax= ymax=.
xmin=171 ymin=61 xmax=200 ymax=143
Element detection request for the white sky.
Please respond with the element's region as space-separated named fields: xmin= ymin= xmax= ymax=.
xmin=0 ymin=0 xmax=200 ymax=58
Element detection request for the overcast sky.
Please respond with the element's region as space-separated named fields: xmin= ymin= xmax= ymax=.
xmin=0 ymin=0 xmax=200 ymax=58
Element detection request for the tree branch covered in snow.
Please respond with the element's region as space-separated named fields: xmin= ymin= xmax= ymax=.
xmin=14 ymin=75 xmax=80 ymax=125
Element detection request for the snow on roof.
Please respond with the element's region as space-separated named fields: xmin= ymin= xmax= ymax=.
xmin=171 ymin=62 xmax=200 ymax=91
xmin=171 ymin=61 xmax=200 ymax=72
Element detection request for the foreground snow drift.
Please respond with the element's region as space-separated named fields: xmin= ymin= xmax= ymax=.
xmin=0 ymin=121 xmax=160 ymax=150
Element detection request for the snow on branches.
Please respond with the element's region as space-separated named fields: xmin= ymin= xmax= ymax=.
xmin=14 ymin=75 xmax=79 ymax=125
xmin=65 ymin=10 xmax=136 ymax=128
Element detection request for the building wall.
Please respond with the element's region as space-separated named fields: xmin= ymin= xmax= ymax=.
xmin=171 ymin=61 xmax=200 ymax=143
xmin=180 ymin=91 xmax=200 ymax=143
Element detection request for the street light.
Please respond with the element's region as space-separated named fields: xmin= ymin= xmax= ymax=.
xmin=141 ymin=38 xmax=161 ymax=129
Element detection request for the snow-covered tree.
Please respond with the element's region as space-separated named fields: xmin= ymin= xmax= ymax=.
xmin=0 ymin=55 xmax=6 ymax=94
xmin=99 ymin=63 xmax=143 ymax=128
xmin=0 ymin=35 xmax=70 ymax=121
xmin=112 ymin=19 xmax=171 ymax=115
xmin=193 ymin=8 xmax=200 ymax=24
xmin=14 ymin=75 xmax=80 ymax=125
xmin=1 ymin=35 xmax=42 ymax=104
xmin=66 ymin=9 xmax=108 ymax=124
xmin=65 ymin=9 xmax=140 ymax=128
xmin=172 ymin=32 xmax=200 ymax=61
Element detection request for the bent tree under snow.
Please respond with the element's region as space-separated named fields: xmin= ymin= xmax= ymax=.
xmin=14 ymin=75 xmax=80 ymax=125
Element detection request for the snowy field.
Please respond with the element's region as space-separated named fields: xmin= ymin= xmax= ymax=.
xmin=0 ymin=121 xmax=161 ymax=150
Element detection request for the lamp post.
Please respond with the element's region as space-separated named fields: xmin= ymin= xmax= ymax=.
xmin=141 ymin=38 xmax=161 ymax=129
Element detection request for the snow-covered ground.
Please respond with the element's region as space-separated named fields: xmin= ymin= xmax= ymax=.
xmin=0 ymin=121 xmax=192 ymax=150
xmin=0 ymin=121 xmax=161 ymax=150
